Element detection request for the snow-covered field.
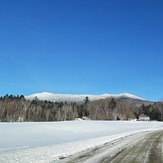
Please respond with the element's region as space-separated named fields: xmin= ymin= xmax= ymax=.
xmin=0 ymin=121 xmax=163 ymax=163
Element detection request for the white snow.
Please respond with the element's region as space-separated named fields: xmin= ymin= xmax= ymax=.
xmin=0 ymin=121 xmax=162 ymax=163
xmin=25 ymin=92 xmax=144 ymax=103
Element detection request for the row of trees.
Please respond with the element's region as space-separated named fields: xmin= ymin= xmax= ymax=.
xmin=0 ymin=95 xmax=90 ymax=122
xmin=136 ymin=103 xmax=163 ymax=121
xmin=0 ymin=94 xmax=163 ymax=122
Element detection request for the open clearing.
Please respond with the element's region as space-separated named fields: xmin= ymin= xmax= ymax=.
xmin=0 ymin=121 xmax=163 ymax=163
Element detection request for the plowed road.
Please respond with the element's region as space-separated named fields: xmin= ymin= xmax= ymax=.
xmin=56 ymin=130 xmax=163 ymax=163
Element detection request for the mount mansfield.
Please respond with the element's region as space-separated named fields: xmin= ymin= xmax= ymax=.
xmin=0 ymin=92 xmax=160 ymax=122
xmin=26 ymin=92 xmax=151 ymax=105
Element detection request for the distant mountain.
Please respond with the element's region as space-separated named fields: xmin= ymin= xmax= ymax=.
xmin=0 ymin=92 xmax=160 ymax=122
xmin=25 ymin=92 xmax=152 ymax=105
xmin=115 ymin=96 xmax=154 ymax=106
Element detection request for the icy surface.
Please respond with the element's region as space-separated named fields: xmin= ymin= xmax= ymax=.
xmin=0 ymin=121 xmax=162 ymax=162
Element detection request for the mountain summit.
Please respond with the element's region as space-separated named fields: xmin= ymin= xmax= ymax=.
xmin=26 ymin=92 xmax=146 ymax=104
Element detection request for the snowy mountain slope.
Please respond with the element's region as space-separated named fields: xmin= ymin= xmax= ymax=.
xmin=25 ymin=92 xmax=145 ymax=103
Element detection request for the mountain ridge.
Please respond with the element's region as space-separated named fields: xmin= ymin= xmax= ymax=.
xmin=25 ymin=92 xmax=147 ymax=104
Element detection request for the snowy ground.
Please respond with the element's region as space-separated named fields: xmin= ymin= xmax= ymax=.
xmin=0 ymin=121 xmax=163 ymax=163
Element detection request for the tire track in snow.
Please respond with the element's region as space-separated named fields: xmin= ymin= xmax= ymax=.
xmin=107 ymin=130 xmax=163 ymax=163
xmin=56 ymin=130 xmax=163 ymax=163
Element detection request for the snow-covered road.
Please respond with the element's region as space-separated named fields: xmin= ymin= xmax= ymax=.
xmin=0 ymin=121 xmax=163 ymax=163
xmin=57 ymin=130 xmax=163 ymax=163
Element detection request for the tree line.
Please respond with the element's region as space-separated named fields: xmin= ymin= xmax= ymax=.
xmin=0 ymin=94 xmax=163 ymax=122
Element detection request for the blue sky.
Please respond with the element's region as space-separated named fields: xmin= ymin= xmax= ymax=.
xmin=0 ymin=0 xmax=163 ymax=101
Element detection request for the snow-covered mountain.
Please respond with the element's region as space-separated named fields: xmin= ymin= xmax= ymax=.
xmin=26 ymin=92 xmax=146 ymax=104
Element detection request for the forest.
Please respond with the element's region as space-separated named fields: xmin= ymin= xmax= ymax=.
xmin=0 ymin=94 xmax=163 ymax=122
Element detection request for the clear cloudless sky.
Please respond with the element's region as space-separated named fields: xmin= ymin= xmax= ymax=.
xmin=0 ymin=0 xmax=163 ymax=101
